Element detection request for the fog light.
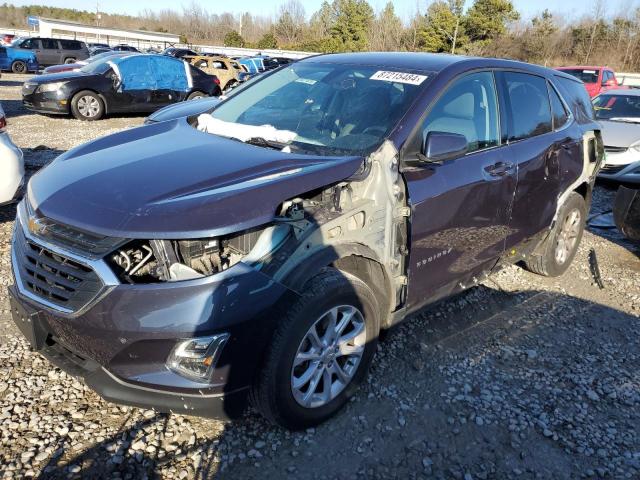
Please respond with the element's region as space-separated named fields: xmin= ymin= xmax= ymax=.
xmin=167 ymin=333 xmax=229 ymax=381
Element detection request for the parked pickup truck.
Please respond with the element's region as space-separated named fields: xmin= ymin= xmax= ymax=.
xmin=556 ymin=66 xmax=621 ymax=97
xmin=9 ymin=53 xmax=603 ymax=429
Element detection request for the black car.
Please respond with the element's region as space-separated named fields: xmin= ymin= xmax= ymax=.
xmin=22 ymin=54 xmax=222 ymax=120
xmin=163 ymin=47 xmax=198 ymax=58
xmin=112 ymin=44 xmax=139 ymax=52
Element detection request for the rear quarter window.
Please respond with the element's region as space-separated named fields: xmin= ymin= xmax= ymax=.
xmin=548 ymin=82 xmax=569 ymax=130
xmin=554 ymin=75 xmax=596 ymax=124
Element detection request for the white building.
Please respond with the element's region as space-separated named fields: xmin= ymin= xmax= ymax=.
xmin=29 ymin=17 xmax=180 ymax=50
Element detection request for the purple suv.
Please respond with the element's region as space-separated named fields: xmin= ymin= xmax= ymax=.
xmin=9 ymin=53 xmax=603 ymax=429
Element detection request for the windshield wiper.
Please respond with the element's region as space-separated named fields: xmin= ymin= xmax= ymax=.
xmin=245 ymin=137 xmax=288 ymax=150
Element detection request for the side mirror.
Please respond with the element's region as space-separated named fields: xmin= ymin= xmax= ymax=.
xmin=423 ymin=131 xmax=468 ymax=163
xmin=603 ymin=78 xmax=616 ymax=87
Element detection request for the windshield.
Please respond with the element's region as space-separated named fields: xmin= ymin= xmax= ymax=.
xmin=209 ymin=63 xmax=430 ymax=155
xmin=79 ymin=59 xmax=112 ymax=74
xmin=87 ymin=51 xmax=119 ymax=63
xmin=561 ymin=69 xmax=600 ymax=84
xmin=593 ymin=94 xmax=640 ymax=122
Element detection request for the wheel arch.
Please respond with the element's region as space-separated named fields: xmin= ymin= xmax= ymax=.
xmin=279 ymin=243 xmax=394 ymax=329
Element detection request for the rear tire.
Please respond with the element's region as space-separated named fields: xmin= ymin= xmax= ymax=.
xmin=250 ymin=267 xmax=380 ymax=430
xmin=70 ymin=90 xmax=104 ymax=120
xmin=11 ymin=60 xmax=26 ymax=74
xmin=525 ymin=192 xmax=586 ymax=277
xmin=63 ymin=58 xmax=76 ymax=64
xmin=187 ymin=91 xmax=207 ymax=100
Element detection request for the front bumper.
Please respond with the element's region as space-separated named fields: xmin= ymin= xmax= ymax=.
xmin=598 ymin=151 xmax=640 ymax=184
xmin=22 ymin=89 xmax=69 ymax=115
xmin=0 ymin=131 xmax=24 ymax=205
xmin=9 ymin=205 xmax=293 ymax=418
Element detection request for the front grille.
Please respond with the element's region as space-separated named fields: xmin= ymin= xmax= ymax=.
xmin=604 ymin=146 xmax=628 ymax=153
xmin=13 ymin=226 xmax=104 ymax=312
xmin=600 ymin=164 xmax=626 ymax=175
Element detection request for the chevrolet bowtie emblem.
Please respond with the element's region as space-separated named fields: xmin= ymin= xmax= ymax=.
xmin=27 ymin=216 xmax=47 ymax=236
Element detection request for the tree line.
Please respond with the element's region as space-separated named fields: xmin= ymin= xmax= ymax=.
xmin=1 ymin=0 xmax=639 ymax=71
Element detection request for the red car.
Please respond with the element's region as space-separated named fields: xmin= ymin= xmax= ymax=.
xmin=556 ymin=66 xmax=621 ymax=97
xmin=1 ymin=34 xmax=15 ymax=46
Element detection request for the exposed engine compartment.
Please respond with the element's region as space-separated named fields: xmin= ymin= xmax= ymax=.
xmin=108 ymin=228 xmax=266 ymax=283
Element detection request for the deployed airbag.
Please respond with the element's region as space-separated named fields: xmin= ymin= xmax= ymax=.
xmin=197 ymin=114 xmax=296 ymax=144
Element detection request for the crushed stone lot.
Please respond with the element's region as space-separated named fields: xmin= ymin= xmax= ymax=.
xmin=1 ymin=72 xmax=640 ymax=480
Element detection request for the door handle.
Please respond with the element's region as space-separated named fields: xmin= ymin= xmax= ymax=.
xmin=484 ymin=161 xmax=515 ymax=177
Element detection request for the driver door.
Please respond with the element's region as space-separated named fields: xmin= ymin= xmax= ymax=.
xmin=402 ymin=71 xmax=517 ymax=310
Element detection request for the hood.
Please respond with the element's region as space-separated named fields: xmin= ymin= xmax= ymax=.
xmin=599 ymin=120 xmax=640 ymax=147
xmin=146 ymin=97 xmax=220 ymax=124
xmin=28 ymin=118 xmax=364 ymax=239
xmin=30 ymin=70 xmax=92 ymax=84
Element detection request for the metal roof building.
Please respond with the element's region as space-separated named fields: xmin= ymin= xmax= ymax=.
xmin=34 ymin=17 xmax=180 ymax=49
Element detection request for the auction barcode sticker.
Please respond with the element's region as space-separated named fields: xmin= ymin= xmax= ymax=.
xmin=370 ymin=71 xmax=428 ymax=85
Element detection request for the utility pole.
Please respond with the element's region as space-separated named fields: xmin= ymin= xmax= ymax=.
xmin=96 ymin=1 xmax=102 ymax=41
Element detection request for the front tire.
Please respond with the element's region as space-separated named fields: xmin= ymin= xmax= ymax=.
xmin=64 ymin=57 xmax=76 ymax=64
xmin=70 ymin=90 xmax=104 ymax=120
xmin=526 ymin=192 xmax=586 ymax=277
xmin=250 ymin=268 xmax=380 ymax=429
xmin=11 ymin=60 xmax=26 ymax=74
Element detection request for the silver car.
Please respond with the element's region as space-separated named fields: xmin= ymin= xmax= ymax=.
xmin=594 ymin=89 xmax=640 ymax=183
xmin=0 ymin=102 xmax=24 ymax=205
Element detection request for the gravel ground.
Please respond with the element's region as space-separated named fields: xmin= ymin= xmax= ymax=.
xmin=1 ymin=73 xmax=640 ymax=480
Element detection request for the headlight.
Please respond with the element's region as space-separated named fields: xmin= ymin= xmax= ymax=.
xmin=167 ymin=334 xmax=230 ymax=381
xmin=37 ymin=82 xmax=66 ymax=93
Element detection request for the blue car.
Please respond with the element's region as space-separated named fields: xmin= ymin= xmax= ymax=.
xmin=0 ymin=46 xmax=38 ymax=73
xmin=238 ymin=56 xmax=265 ymax=74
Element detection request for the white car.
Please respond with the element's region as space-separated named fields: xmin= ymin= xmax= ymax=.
xmin=593 ymin=89 xmax=640 ymax=184
xmin=0 ymin=102 xmax=24 ymax=205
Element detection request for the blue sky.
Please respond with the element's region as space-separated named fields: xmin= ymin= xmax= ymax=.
xmin=5 ymin=0 xmax=631 ymax=21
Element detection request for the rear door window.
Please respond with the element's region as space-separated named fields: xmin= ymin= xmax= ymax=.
xmin=422 ymin=71 xmax=500 ymax=154
xmin=504 ymin=72 xmax=552 ymax=141
xmin=548 ymin=83 xmax=569 ymax=130
xmin=41 ymin=39 xmax=58 ymax=50
xmin=60 ymin=40 xmax=81 ymax=50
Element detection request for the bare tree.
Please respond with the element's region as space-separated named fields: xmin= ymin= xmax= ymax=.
xmin=275 ymin=0 xmax=306 ymax=46
xmin=584 ymin=0 xmax=604 ymax=63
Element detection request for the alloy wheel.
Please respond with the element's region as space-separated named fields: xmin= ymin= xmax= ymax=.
xmin=291 ymin=305 xmax=366 ymax=409
xmin=77 ymin=96 xmax=100 ymax=118
xmin=555 ymin=208 xmax=581 ymax=265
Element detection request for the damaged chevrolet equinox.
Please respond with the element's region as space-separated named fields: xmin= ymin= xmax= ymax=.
xmin=10 ymin=53 xmax=602 ymax=429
